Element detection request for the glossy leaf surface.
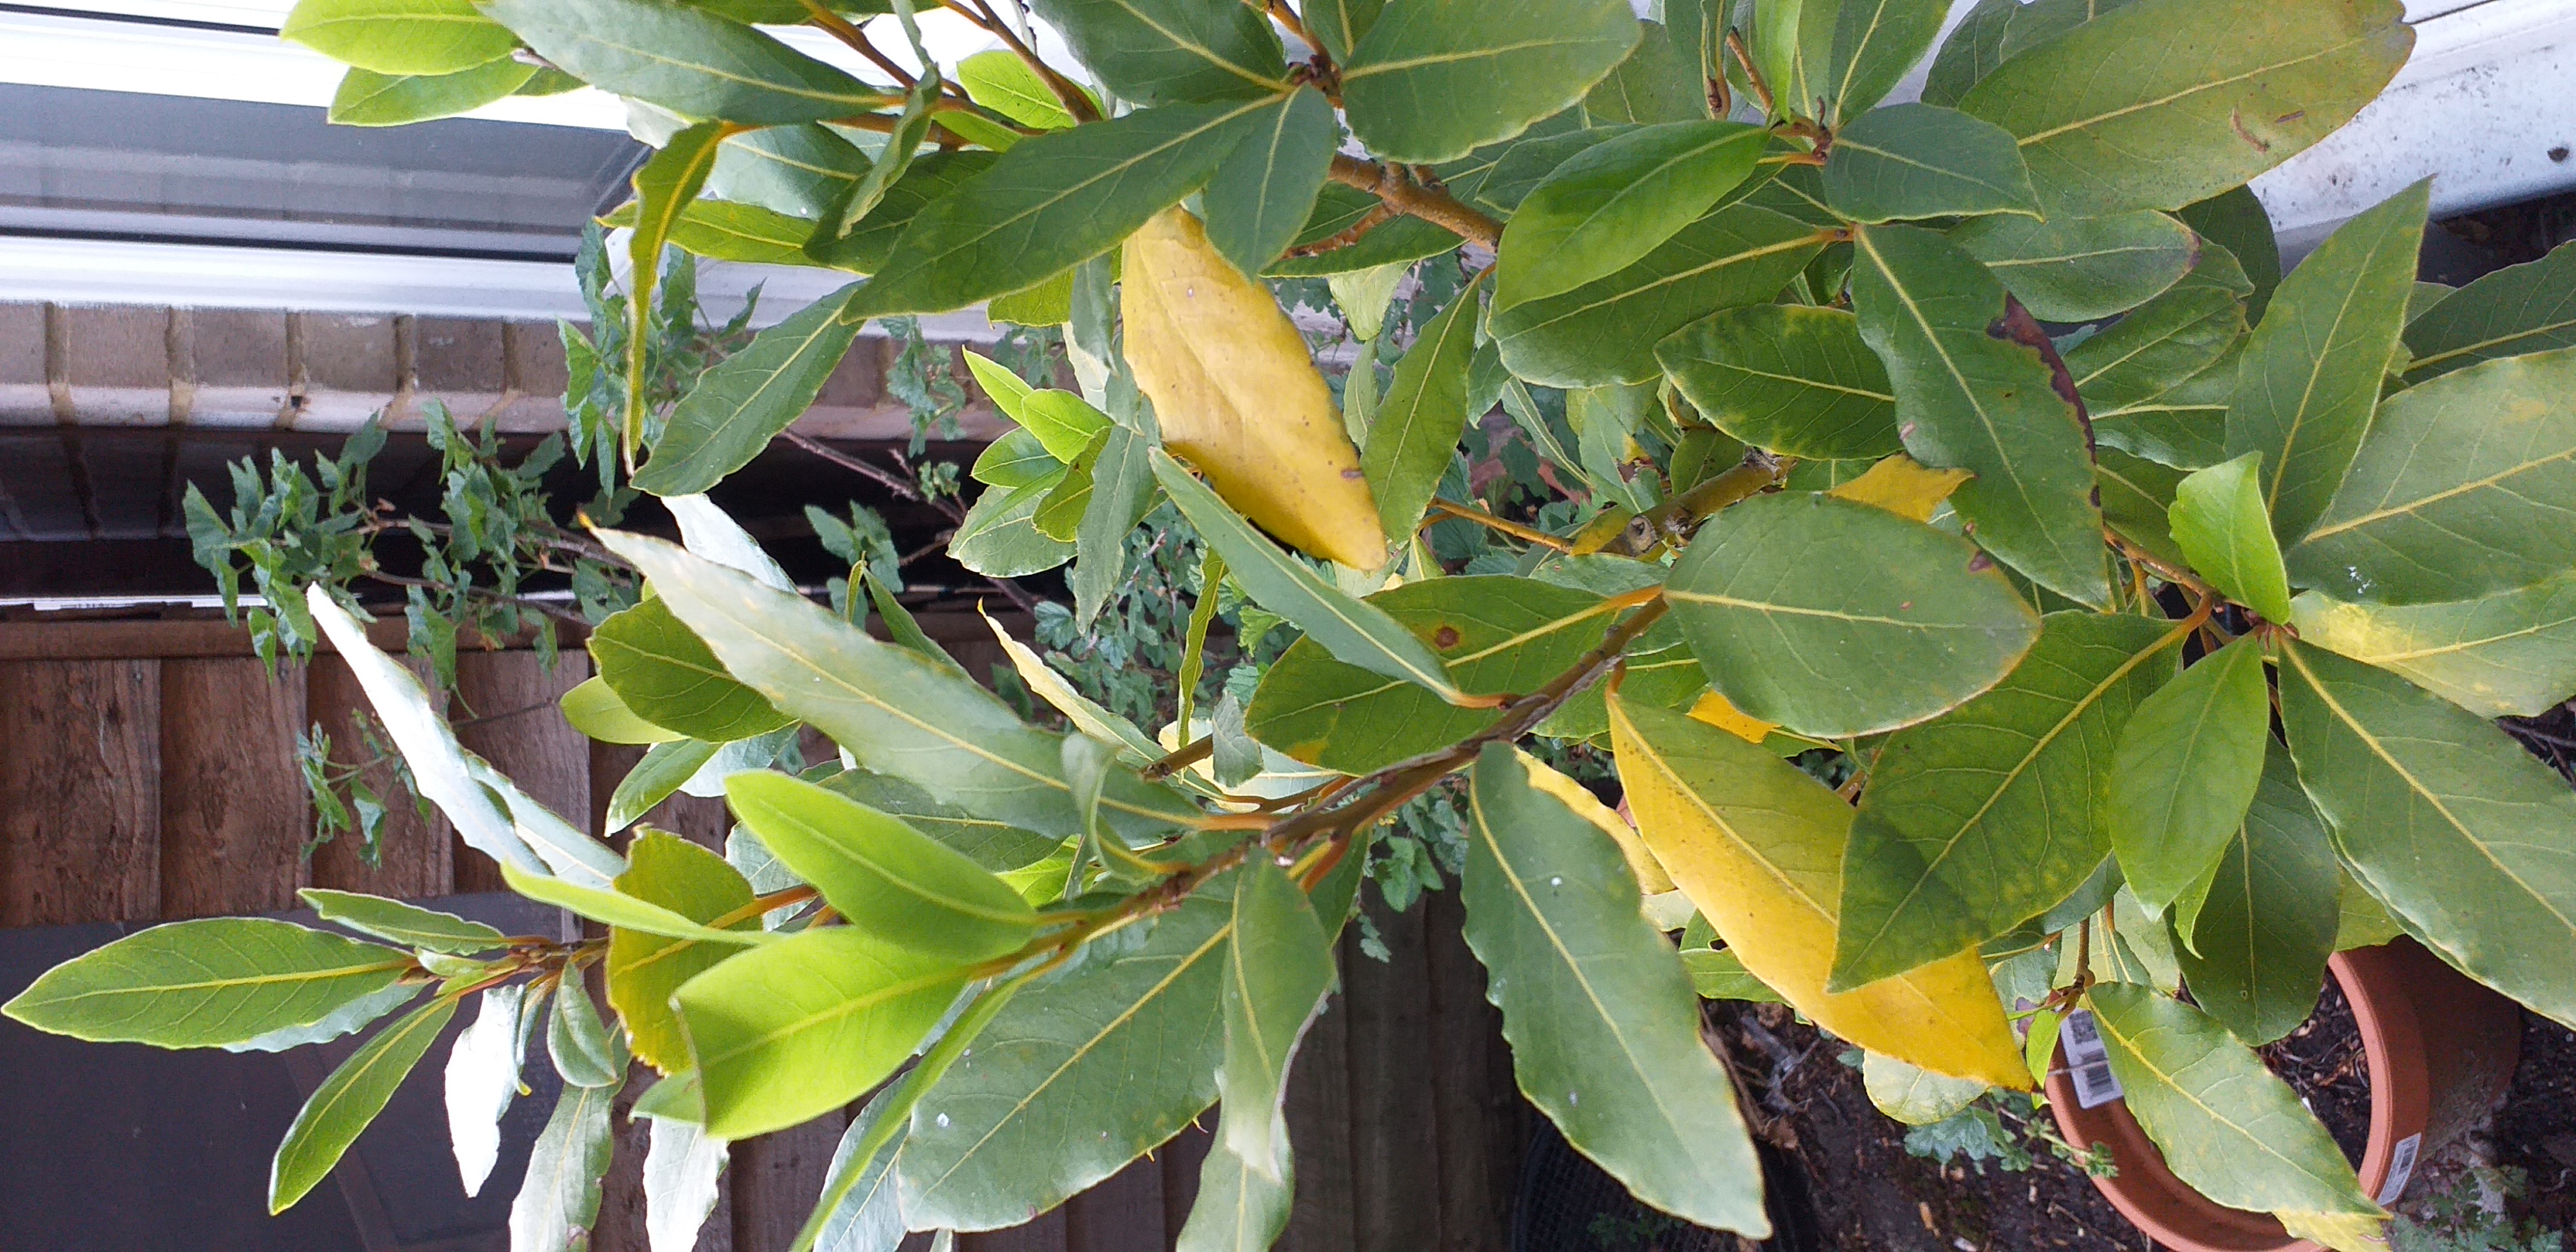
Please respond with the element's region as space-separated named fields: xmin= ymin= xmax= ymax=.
xmin=1666 ymin=491 xmax=2041 ymax=739
xmin=1821 ymin=104 xmax=2037 ymax=224
xmin=1492 ymin=203 xmax=1828 ymax=388
xmin=1612 ymin=696 xmax=2028 ymax=1086
xmin=2087 ymin=984 xmax=2385 ymax=1247
xmin=2108 ymin=636 xmax=2271 ymax=914
xmin=1496 ymin=121 xmax=1765 ymax=308
xmin=1657 ymin=304 xmax=1901 ymax=461
xmin=601 ymin=531 xmax=1195 ymax=841
xmin=634 ymin=286 xmax=864 ymax=496
xmin=1462 ymin=747 xmax=1768 ymax=1233
xmin=1951 ymin=210 xmax=2195 ymax=322
xmin=2289 ymin=576 xmax=2576 ymax=719
xmin=482 ymin=0 xmax=886 ymax=123
xmin=3 ymin=918 xmax=410 ymax=1047
xmin=1835 ymin=613 xmax=2176 ymax=988
xmin=270 ymin=996 xmax=458 ymax=1212
xmin=591 ymin=596 xmax=794 ymax=743
xmin=727 ymin=771 xmax=1036 ymax=961
xmin=2171 ymin=452 xmax=2295 ymax=623
xmin=1851 ymin=223 xmax=2107 ymax=606
xmin=2225 ymin=180 xmax=2426 ymax=546
xmin=1340 ymin=0 xmax=1641 ymax=163
xmin=1955 ymin=0 xmax=2411 ymax=215
xmin=607 ymin=831 xmax=758 ymax=1074
xmin=2288 ymin=346 xmax=2576 ymax=605
xmin=2278 ymin=642 xmax=2576 ymax=1029
xmin=675 ymin=926 xmax=965 ymax=1139
xmin=2174 ymin=739 xmax=2340 ymax=1046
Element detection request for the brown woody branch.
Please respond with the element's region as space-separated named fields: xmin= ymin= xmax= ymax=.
xmin=942 ymin=0 xmax=1102 ymax=123
xmin=1327 ymin=155 xmax=1503 ymax=249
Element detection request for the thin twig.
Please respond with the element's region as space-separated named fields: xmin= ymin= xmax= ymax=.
xmin=781 ymin=429 xmax=923 ymax=503
xmin=1284 ymin=202 xmax=1396 ymax=258
xmin=1263 ymin=0 xmax=1315 ymax=52
xmin=1141 ymin=735 xmax=1215 ymax=782
xmin=1424 ymin=498 xmax=1572 ymax=551
xmin=802 ymin=0 xmax=917 ymax=87
xmin=942 ymin=0 xmax=1100 ymax=122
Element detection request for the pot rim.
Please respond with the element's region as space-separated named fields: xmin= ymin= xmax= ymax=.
xmin=2041 ymin=946 xmax=2430 ymax=1252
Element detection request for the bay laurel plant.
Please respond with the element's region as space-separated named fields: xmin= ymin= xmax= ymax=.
xmin=12 ymin=0 xmax=2576 ymax=1248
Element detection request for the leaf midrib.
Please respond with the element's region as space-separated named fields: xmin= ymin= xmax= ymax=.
xmin=915 ymin=923 xmax=1230 ymax=1196
xmin=2004 ymin=31 xmax=2382 ymax=148
xmin=2090 ymin=998 xmax=2377 ymax=1214
xmin=2300 ymin=444 xmax=2576 ymax=540
xmin=1471 ymin=784 xmax=1702 ymax=1163
xmin=2281 ymin=645 xmax=2576 ymax=933
xmin=1850 ymin=621 xmax=2183 ymax=963
xmin=1852 ymin=227 xmax=2059 ymax=553
xmin=719 ymin=600 xmax=1179 ymax=825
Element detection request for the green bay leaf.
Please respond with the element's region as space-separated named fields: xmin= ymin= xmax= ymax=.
xmin=2287 ymin=344 xmax=2576 ymax=605
xmin=1657 ymin=303 xmax=1900 ymax=460
xmin=1851 ymin=222 xmax=2108 ymax=606
xmin=1340 ymin=0 xmax=1641 ymax=164
xmin=482 ymin=0 xmax=889 ymax=124
xmin=1494 ymin=202 xmax=1829 ymax=388
xmin=2225 ymin=180 xmax=2426 ymax=546
xmin=1247 ymin=575 xmax=1616 ymax=773
xmin=2403 ymin=240 xmax=2576 ymax=382
xmin=2108 ymin=635 xmax=2271 ymax=914
xmin=1667 ymin=491 xmax=2041 ymax=739
xmin=1955 ymin=0 xmax=2411 ymax=216
xmin=1834 ymin=611 xmax=2176 ymax=989
xmin=1463 ymin=747 xmax=1767 ymax=1233
xmin=2173 ymin=738 xmax=2340 ymax=1046
xmin=1821 ymin=103 xmax=2038 ymax=224
xmin=2288 ymin=576 xmax=2576 ymax=719
xmin=2278 ymin=641 xmax=2576 ymax=1030
xmin=1950 ymin=210 xmax=2195 ymax=322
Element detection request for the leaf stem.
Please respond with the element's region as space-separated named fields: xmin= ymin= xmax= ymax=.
xmin=804 ymin=0 xmax=917 ymax=87
xmin=1142 ymin=735 xmax=1216 ymax=781
xmin=705 ymin=884 xmax=819 ymax=932
xmin=1724 ymin=29 xmax=1775 ymax=118
xmin=1424 ymin=498 xmax=1573 ymax=551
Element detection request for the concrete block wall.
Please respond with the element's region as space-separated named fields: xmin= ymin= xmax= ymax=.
xmin=0 ymin=301 xmax=1004 ymax=441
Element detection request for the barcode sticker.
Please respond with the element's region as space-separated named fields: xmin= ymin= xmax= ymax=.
xmin=2376 ymin=1133 xmax=2423 ymax=1206
xmin=2060 ymin=1011 xmax=2124 ymax=1109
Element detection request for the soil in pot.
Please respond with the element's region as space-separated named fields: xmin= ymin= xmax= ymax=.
xmin=1703 ymin=1000 xmax=2150 ymax=1251
xmin=2256 ymin=977 xmax=2372 ymax=1170
xmin=2487 ymin=1009 xmax=2576 ymax=1234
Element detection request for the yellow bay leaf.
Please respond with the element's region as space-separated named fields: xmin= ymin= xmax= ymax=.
xmin=1123 ymin=207 xmax=1384 ymax=567
xmin=1609 ymin=692 xmax=2028 ymax=1087
xmin=1828 ymin=453 xmax=1974 ymax=523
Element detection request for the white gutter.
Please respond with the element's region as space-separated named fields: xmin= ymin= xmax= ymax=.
xmin=0 ymin=233 xmax=1000 ymax=337
xmin=2251 ymin=0 xmax=2576 ymax=257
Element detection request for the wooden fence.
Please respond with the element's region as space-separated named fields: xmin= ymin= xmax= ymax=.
xmin=0 ymin=616 xmax=1527 ymax=1251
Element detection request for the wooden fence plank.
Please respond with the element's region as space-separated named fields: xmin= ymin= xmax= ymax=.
xmin=1280 ymin=986 xmax=1354 ymax=1252
xmin=1343 ymin=897 xmax=1444 ymax=1252
xmin=450 ymin=650 xmax=590 ymax=893
xmin=157 ymin=657 xmax=309 ymax=918
xmin=1424 ymin=888 xmax=1522 ymax=1251
xmin=593 ymin=1061 xmax=736 ymax=1252
xmin=1063 ymin=1154 xmax=1167 ymax=1252
xmin=959 ymin=1205 xmax=1067 ymax=1252
xmin=0 ymin=659 xmax=159 ymax=926
xmin=730 ymin=1115 xmax=848 ymax=1252
xmin=592 ymin=741 xmax=741 ymax=855
xmin=1158 ymin=1114 xmax=1215 ymax=1237
xmin=306 ymin=653 xmax=453 ymax=897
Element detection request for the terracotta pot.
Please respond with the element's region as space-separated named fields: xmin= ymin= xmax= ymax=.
xmin=2044 ymin=938 xmax=2522 ymax=1252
